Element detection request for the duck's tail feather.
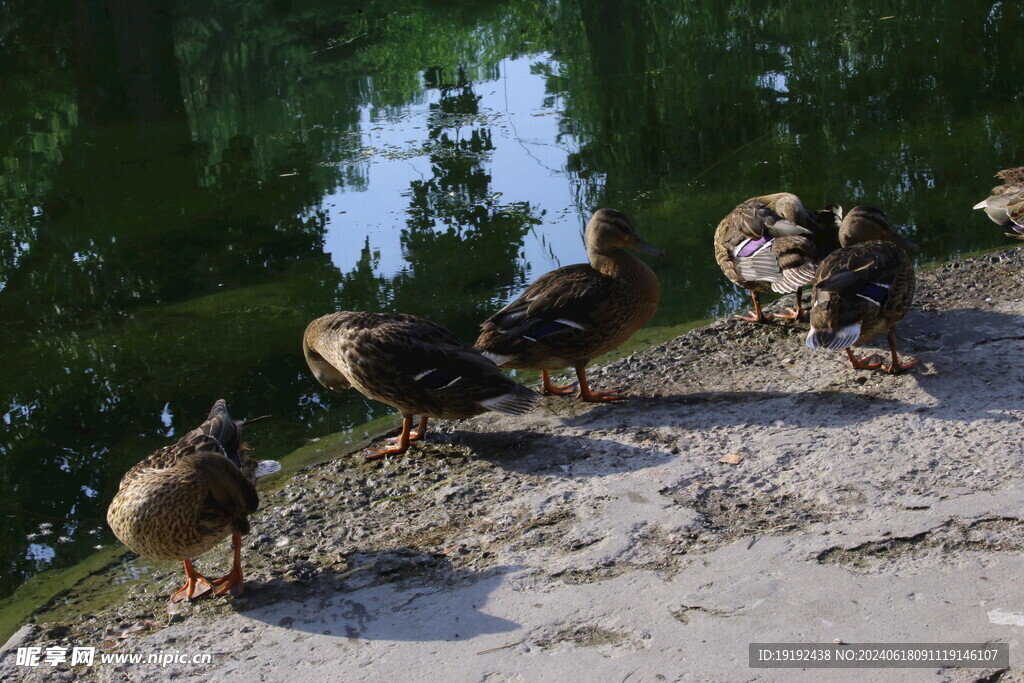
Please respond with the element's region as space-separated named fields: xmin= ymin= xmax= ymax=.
xmin=770 ymin=263 xmax=817 ymax=293
xmin=197 ymin=399 xmax=243 ymax=461
xmin=479 ymin=350 xmax=515 ymax=366
xmin=255 ymin=460 xmax=282 ymax=478
xmin=480 ymin=384 xmax=540 ymax=415
xmin=806 ymin=323 xmax=861 ymax=350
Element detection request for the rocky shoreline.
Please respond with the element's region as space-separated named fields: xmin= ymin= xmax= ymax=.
xmin=2 ymin=247 xmax=1023 ymax=682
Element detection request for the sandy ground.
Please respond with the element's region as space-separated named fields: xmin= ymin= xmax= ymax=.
xmin=2 ymin=248 xmax=1024 ymax=682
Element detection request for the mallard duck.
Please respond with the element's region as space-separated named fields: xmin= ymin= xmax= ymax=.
xmin=806 ymin=206 xmax=920 ymax=374
xmin=303 ymin=311 xmax=539 ymax=459
xmin=973 ymin=167 xmax=1024 ymax=239
xmin=714 ymin=193 xmax=841 ymax=322
xmin=106 ymin=400 xmax=279 ymax=602
xmin=474 ymin=208 xmax=662 ymax=402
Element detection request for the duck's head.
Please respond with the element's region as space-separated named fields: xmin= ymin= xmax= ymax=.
xmin=838 ymin=205 xmax=919 ymax=251
xmin=585 ymin=208 xmax=664 ymax=257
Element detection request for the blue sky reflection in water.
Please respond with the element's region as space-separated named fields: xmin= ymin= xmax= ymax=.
xmin=0 ymin=0 xmax=1022 ymax=602
xmin=326 ymin=56 xmax=582 ymax=280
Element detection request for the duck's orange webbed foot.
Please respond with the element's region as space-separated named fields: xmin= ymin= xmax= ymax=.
xmin=170 ymin=559 xmax=213 ymax=603
xmin=210 ymin=534 xmax=245 ymax=597
xmin=367 ymin=415 xmax=414 ymax=460
xmin=774 ymin=307 xmax=808 ymax=321
xmin=845 ymin=348 xmax=883 ymax=370
xmin=578 ymin=387 xmax=625 ymax=402
xmin=541 ymin=370 xmax=576 ymax=396
xmin=776 ymin=288 xmax=807 ymax=321
xmin=736 ymin=291 xmax=773 ymax=323
xmin=734 ymin=310 xmax=773 ymax=323
xmin=388 ymin=416 xmax=428 ymax=443
xmin=574 ymin=366 xmax=626 ymax=402
xmin=365 ymin=444 xmax=410 ymax=460
xmin=882 ymin=358 xmax=919 ymax=375
xmin=210 ymin=572 xmax=244 ymax=597
xmin=881 ymin=332 xmax=919 ymax=375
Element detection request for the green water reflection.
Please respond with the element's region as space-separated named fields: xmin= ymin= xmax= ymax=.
xmin=1 ymin=0 xmax=1021 ymax=601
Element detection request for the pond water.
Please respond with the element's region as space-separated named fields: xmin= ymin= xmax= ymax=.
xmin=1 ymin=0 xmax=1022 ymax=602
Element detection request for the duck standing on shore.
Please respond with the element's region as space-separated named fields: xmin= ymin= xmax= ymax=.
xmin=973 ymin=167 xmax=1024 ymax=239
xmin=106 ymin=400 xmax=279 ymax=602
xmin=714 ymin=193 xmax=840 ymax=323
xmin=475 ymin=208 xmax=662 ymax=402
xmin=805 ymin=206 xmax=920 ymax=374
xmin=303 ymin=311 xmax=539 ymax=459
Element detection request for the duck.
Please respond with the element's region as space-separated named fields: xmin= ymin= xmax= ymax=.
xmin=973 ymin=167 xmax=1024 ymax=239
xmin=303 ymin=311 xmax=539 ymax=459
xmin=805 ymin=206 xmax=920 ymax=374
xmin=474 ymin=208 xmax=662 ymax=402
xmin=106 ymin=400 xmax=279 ymax=602
xmin=714 ymin=193 xmax=841 ymax=322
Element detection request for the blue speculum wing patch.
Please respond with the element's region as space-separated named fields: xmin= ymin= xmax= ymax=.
xmin=414 ymin=367 xmax=462 ymax=390
xmin=856 ymin=282 xmax=890 ymax=306
xmin=522 ymin=320 xmax=575 ymax=341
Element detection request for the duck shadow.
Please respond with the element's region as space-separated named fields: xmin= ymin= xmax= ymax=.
xmin=591 ymin=389 xmax=929 ymax=429
xmin=460 ymin=429 xmax=675 ymax=476
xmin=875 ymin=307 xmax=1024 ymax=413
xmin=449 ymin=307 xmax=1023 ymax=475
xmin=232 ymin=548 xmax=520 ymax=642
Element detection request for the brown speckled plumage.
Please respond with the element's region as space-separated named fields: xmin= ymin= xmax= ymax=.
xmin=714 ymin=193 xmax=820 ymax=293
xmin=106 ymin=400 xmax=262 ymax=562
xmin=807 ymin=206 xmax=920 ymax=373
xmin=473 ymin=209 xmax=661 ymax=401
xmin=303 ymin=311 xmax=538 ymax=457
xmin=714 ymin=193 xmax=840 ymax=321
xmin=974 ymin=167 xmax=1024 ymax=238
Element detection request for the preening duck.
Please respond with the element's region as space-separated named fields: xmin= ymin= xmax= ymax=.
xmin=806 ymin=206 xmax=920 ymax=374
xmin=973 ymin=166 xmax=1024 ymax=239
xmin=106 ymin=400 xmax=278 ymax=602
xmin=474 ymin=208 xmax=662 ymax=402
xmin=303 ymin=311 xmax=538 ymax=459
xmin=714 ymin=193 xmax=841 ymax=322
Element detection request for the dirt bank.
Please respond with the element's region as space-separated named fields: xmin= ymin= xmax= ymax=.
xmin=2 ymin=247 xmax=1023 ymax=682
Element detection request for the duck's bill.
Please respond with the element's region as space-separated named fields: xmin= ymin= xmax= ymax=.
xmin=633 ymin=238 xmax=665 ymax=257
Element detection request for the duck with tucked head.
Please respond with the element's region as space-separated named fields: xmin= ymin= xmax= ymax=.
xmin=714 ymin=193 xmax=841 ymax=322
xmin=106 ymin=400 xmax=279 ymax=602
xmin=806 ymin=206 xmax=920 ymax=374
xmin=303 ymin=311 xmax=539 ymax=459
xmin=474 ymin=208 xmax=662 ymax=402
xmin=973 ymin=167 xmax=1024 ymax=239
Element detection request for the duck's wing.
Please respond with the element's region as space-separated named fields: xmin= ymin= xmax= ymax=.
xmin=808 ymin=243 xmax=908 ymax=345
xmin=1006 ymin=189 xmax=1024 ymax=231
xmin=344 ymin=327 xmax=535 ymax=416
xmin=729 ymin=201 xmax=816 ymax=293
xmin=816 ymin=242 xmax=905 ymax=292
xmin=480 ymin=264 xmax=608 ymax=342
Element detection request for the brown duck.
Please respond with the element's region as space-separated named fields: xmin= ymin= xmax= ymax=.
xmin=805 ymin=206 xmax=920 ymax=374
xmin=973 ymin=166 xmax=1024 ymax=239
xmin=474 ymin=208 xmax=662 ymax=402
xmin=714 ymin=193 xmax=842 ymax=322
xmin=303 ymin=311 xmax=539 ymax=459
xmin=106 ymin=400 xmax=278 ymax=602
